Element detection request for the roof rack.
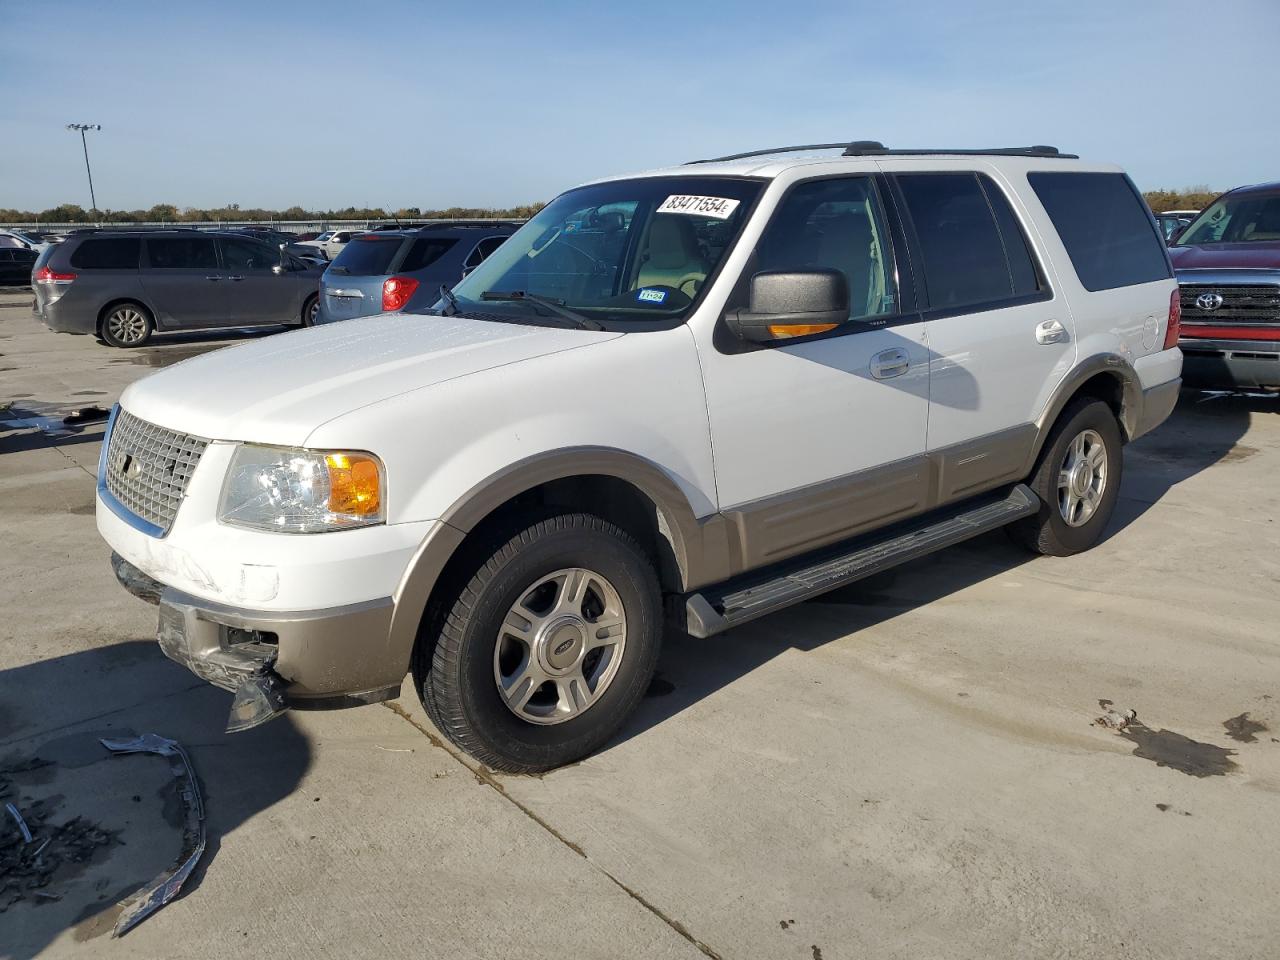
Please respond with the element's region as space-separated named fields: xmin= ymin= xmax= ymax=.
xmin=687 ymin=141 xmax=1077 ymax=164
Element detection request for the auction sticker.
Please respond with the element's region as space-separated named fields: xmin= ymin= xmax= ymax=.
xmin=657 ymin=195 xmax=740 ymax=220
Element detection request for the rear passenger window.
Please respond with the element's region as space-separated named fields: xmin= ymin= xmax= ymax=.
xmin=399 ymin=239 xmax=457 ymax=272
xmin=69 ymin=238 xmax=141 ymax=270
xmin=897 ymin=173 xmax=1036 ymax=311
xmin=147 ymin=237 xmax=218 ymax=269
xmin=1028 ymin=172 xmax=1171 ymax=291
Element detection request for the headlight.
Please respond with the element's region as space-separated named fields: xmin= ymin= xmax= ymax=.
xmin=218 ymin=445 xmax=384 ymax=533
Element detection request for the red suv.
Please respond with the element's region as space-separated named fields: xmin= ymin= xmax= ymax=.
xmin=1169 ymin=182 xmax=1280 ymax=390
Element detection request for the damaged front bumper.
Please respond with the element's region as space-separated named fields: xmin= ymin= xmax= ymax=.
xmin=111 ymin=554 xmax=401 ymax=731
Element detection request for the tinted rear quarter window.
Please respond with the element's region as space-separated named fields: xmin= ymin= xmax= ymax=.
xmin=146 ymin=236 xmax=218 ymax=269
xmin=69 ymin=237 xmax=141 ymax=270
xmin=401 ymin=238 xmax=457 ymax=273
xmin=1029 ymin=172 xmax=1171 ymax=291
xmin=897 ymin=172 xmax=1030 ymax=310
xmin=331 ymin=236 xmax=406 ymax=276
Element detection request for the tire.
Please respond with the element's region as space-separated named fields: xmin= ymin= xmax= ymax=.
xmin=100 ymin=302 xmax=154 ymax=348
xmin=1009 ymin=398 xmax=1124 ymax=556
xmin=302 ymin=293 xmax=319 ymax=327
xmin=415 ymin=512 xmax=662 ymax=773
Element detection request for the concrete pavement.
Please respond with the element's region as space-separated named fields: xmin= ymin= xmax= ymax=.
xmin=2 ymin=289 xmax=1278 ymax=959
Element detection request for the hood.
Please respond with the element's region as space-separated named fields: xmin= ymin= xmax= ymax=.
xmin=120 ymin=313 xmax=621 ymax=446
xmin=1169 ymin=241 xmax=1280 ymax=271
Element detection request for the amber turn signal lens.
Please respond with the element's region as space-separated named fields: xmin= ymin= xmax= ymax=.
xmin=767 ymin=322 xmax=839 ymax=339
xmin=325 ymin=454 xmax=381 ymax=516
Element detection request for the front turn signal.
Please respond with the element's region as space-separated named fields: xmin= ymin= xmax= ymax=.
xmin=325 ymin=453 xmax=382 ymax=516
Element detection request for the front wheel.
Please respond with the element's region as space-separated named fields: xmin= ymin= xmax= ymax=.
xmin=302 ymin=293 xmax=319 ymax=327
xmin=1009 ymin=398 xmax=1124 ymax=556
xmin=415 ymin=513 xmax=662 ymax=773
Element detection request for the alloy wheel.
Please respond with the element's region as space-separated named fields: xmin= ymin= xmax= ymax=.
xmin=1057 ymin=428 xmax=1108 ymax=527
xmin=493 ymin=567 xmax=627 ymax=725
xmin=106 ymin=307 xmax=148 ymax=344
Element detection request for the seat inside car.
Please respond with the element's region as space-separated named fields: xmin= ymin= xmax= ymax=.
xmin=636 ymin=216 xmax=708 ymax=296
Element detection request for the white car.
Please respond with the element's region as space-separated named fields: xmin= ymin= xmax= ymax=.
xmin=294 ymin=229 xmax=361 ymax=261
xmin=0 ymin=229 xmax=50 ymax=252
xmin=97 ymin=140 xmax=1182 ymax=772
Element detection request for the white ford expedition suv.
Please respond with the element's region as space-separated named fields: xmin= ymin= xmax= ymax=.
xmin=98 ymin=141 xmax=1183 ymax=772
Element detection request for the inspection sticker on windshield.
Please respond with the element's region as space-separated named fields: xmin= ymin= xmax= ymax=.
xmin=657 ymin=195 xmax=740 ymax=220
xmin=637 ymin=288 xmax=667 ymax=304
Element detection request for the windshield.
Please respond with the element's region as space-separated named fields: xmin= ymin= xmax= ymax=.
xmin=1175 ymin=191 xmax=1280 ymax=245
xmin=441 ymin=176 xmax=762 ymax=326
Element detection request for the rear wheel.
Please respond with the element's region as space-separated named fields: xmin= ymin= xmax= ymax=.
xmin=414 ymin=513 xmax=662 ymax=773
xmin=302 ymin=293 xmax=319 ymax=327
xmin=100 ymin=302 xmax=153 ymax=347
xmin=1010 ymin=398 xmax=1123 ymax=556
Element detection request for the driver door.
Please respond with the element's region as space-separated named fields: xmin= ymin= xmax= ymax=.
xmin=697 ymin=174 xmax=932 ymax=570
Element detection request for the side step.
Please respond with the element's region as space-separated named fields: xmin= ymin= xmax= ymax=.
xmin=684 ymin=483 xmax=1039 ymax=638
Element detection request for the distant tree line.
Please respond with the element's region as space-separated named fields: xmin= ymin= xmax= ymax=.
xmin=0 ymin=201 xmax=548 ymax=224
xmin=0 ymin=188 xmax=1227 ymax=224
xmin=1142 ymin=186 xmax=1221 ymax=212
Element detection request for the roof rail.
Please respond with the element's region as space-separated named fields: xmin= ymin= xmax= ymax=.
xmin=687 ymin=141 xmax=1077 ymax=164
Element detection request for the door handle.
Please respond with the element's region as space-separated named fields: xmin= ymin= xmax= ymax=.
xmin=226 ymin=275 xmax=244 ymax=282
xmin=205 ymin=275 xmax=222 ymax=281
xmin=1036 ymin=319 xmax=1067 ymax=344
xmin=871 ymin=348 xmax=910 ymax=380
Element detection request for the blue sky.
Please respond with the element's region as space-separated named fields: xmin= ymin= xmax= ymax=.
xmin=1 ymin=0 xmax=1276 ymax=211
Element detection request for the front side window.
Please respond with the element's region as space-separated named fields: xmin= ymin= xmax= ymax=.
xmin=897 ymin=172 xmax=1032 ymax=309
xmin=1029 ymin=171 xmax=1171 ymax=291
xmin=1175 ymin=190 xmax=1280 ymax=246
xmin=445 ymin=177 xmax=763 ymax=325
xmin=220 ymin=237 xmax=279 ymax=270
xmin=753 ymin=176 xmax=897 ymax=322
xmin=146 ymin=236 xmax=218 ymax=269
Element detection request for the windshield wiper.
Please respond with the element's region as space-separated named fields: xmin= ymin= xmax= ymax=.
xmin=438 ymin=284 xmax=459 ymax=316
xmin=480 ymin=290 xmax=604 ymax=331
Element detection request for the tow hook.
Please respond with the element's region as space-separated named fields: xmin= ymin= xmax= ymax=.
xmin=226 ymin=670 xmax=289 ymax=733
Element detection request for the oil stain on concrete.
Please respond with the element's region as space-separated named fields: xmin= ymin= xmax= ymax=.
xmin=1222 ymin=712 xmax=1269 ymax=743
xmin=1119 ymin=722 xmax=1237 ymax=777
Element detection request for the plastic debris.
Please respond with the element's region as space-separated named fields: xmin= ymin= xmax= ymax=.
xmin=1095 ymin=707 xmax=1138 ymax=730
xmin=5 ymin=802 xmax=33 ymax=843
xmin=99 ymin=735 xmax=206 ymax=937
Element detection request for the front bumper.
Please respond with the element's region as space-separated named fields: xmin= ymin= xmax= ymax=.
xmin=112 ymin=553 xmax=400 ymax=720
xmin=1179 ymin=338 xmax=1280 ymax=390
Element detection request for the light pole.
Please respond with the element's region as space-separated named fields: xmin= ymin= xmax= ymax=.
xmin=66 ymin=123 xmax=101 ymax=220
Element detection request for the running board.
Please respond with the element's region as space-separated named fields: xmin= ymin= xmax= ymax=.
xmin=684 ymin=483 xmax=1039 ymax=638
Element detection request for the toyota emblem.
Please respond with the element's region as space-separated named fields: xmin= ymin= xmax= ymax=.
xmin=1195 ymin=292 xmax=1224 ymax=311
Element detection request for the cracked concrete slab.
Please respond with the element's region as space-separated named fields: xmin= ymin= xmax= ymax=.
xmin=3 ymin=294 xmax=1280 ymax=959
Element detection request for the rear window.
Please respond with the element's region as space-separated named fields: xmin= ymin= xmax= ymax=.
xmin=69 ymin=237 xmax=141 ymax=270
xmin=330 ymin=236 xmax=405 ymax=276
xmin=1028 ymin=172 xmax=1171 ymax=291
xmin=400 ymin=238 xmax=457 ymax=272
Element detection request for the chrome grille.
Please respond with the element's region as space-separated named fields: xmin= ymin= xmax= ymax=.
xmin=104 ymin=410 xmax=208 ymax=535
xmin=1180 ymin=284 xmax=1280 ymax=325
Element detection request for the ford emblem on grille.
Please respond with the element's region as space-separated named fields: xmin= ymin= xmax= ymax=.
xmin=1195 ymin=292 xmax=1224 ymax=311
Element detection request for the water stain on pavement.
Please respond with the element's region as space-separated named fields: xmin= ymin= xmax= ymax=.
xmin=1222 ymin=712 xmax=1268 ymax=743
xmin=1119 ymin=722 xmax=1237 ymax=777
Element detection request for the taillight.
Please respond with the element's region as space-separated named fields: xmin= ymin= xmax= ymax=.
xmin=35 ymin=265 xmax=76 ymax=282
xmin=382 ymin=276 xmax=419 ymax=312
xmin=1163 ymin=286 xmax=1181 ymax=349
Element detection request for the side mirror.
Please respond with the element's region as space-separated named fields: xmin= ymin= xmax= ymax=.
xmin=1168 ymin=224 xmax=1187 ymax=244
xmin=727 ymin=269 xmax=849 ymax=343
xmin=272 ymin=264 xmax=286 ymax=275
